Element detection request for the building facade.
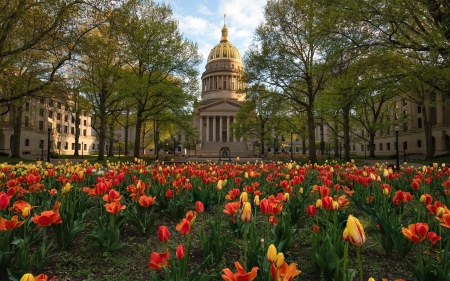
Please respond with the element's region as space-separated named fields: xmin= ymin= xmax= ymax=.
xmin=0 ymin=96 xmax=97 ymax=157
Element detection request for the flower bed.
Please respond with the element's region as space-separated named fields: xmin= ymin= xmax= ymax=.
xmin=1 ymin=159 xmax=449 ymax=281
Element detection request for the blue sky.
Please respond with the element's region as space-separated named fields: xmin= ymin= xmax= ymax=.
xmin=157 ymin=0 xmax=266 ymax=70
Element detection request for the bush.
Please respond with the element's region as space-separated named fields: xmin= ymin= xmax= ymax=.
xmin=50 ymin=152 xmax=59 ymax=158
xmin=0 ymin=151 xmax=9 ymax=157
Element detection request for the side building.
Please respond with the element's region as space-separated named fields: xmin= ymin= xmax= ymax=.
xmin=0 ymin=96 xmax=97 ymax=158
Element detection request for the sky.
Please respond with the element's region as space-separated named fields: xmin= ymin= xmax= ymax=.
xmin=157 ymin=0 xmax=267 ymax=71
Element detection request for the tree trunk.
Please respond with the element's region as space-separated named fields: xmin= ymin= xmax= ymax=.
xmin=319 ymin=119 xmax=324 ymax=155
xmin=74 ymin=110 xmax=80 ymax=157
xmin=422 ymin=104 xmax=434 ymax=158
xmin=302 ymin=138 xmax=306 ymax=154
xmin=343 ymin=109 xmax=351 ymax=161
xmin=10 ymin=105 xmax=23 ymax=158
xmin=124 ymin=109 xmax=129 ymax=155
xmin=369 ymin=133 xmax=376 ymax=157
xmin=108 ymin=122 xmax=114 ymax=157
xmin=134 ymin=109 xmax=143 ymax=158
xmin=334 ymin=123 xmax=339 ymax=157
xmin=307 ymin=107 xmax=317 ymax=164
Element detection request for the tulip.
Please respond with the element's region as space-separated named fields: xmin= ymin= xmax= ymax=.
xmin=270 ymin=261 xmax=301 ymax=281
xmin=240 ymin=202 xmax=252 ymax=222
xmin=32 ymin=210 xmax=62 ymax=227
xmin=63 ymin=182 xmax=72 ymax=193
xmin=275 ymin=252 xmax=284 ymax=269
xmin=306 ymin=205 xmax=316 ymax=217
xmin=105 ymin=201 xmax=126 ymax=214
xmin=20 ymin=273 xmax=34 ymax=281
xmin=402 ymin=222 xmax=429 ymax=243
xmin=267 ymin=244 xmax=277 ymax=263
xmin=260 ymin=198 xmax=270 ymax=214
xmin=427 ymin=231 xmax=441 ymax=247
xmin=148 ymin=249 xmax=170 ymax=270
xmin=217 ymin=179 xmax=223 ymax=190
xmin=139 ymin=195 xmax=156 ymax=207
xmin=158 ymin=226 xmax=170 ymax=243
xmin=176 ymin=219 xmax=191 ymax=235
xmin=240 ymin=192 xmax=249 ymax=203
xmin=176 ymin=244 xmax=185 ymax=259
xmin=345 ymin=215 xmax=366 ymax=246
xmin=22 ymin=207 xmax=30 ymax=219
xmin=195 ymin=201 xmax=205 ymax=214
xmin=0 ymin=192 xmax=10 ymax=210
xmin=253 ymin=195 xmax=260 ymax=206
xmin=222 ymin=261 xmax=258 ymax=281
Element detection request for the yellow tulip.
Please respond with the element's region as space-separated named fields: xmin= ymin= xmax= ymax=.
xmin=63 ymin=183 xmax=72 ymax=193
xmin=240 ymin=202 xmax=252 ymax=222
xmin=316 ymin=199 xmax=322 ymax=209
xmin=22 ymin=207 xmax=30 ymax=219
xmin=20 ymin=273 xmax=34 ymax=281
xmin=240 ymin=192 xmax=248 ymax=203
xmin=275 ymin=252 xmax=284 ymax=269
xmin=368 ymin=278 xmax=375 ymax=281
xmin=266 ymin=244 xmax=277 ymax=263
xmin=217 ymin=180 xmax=223 ymax=190
xmin=254 ymin=195 xmax=260 ymax=206
xmin=345 ymin=215 xmax=366 ymax=246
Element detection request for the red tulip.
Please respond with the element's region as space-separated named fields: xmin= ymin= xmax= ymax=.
xmin=0 ymin=192 xmax=10 ymax=210
xmin=176 ymin=219 xmax=191 ymax=235
xmin=139 ymin=195 xmax=156 ymax=207
xmin=260 ymin=198 xmax=270 ymax=214
xmin=195 ymin=201 xmax=204 ymax=214
xmin=427 ymin=231 xmax=442 ymax=246
xmin=306 ymin=205 xmax=316 ymax=217
xmin=32 ymin=210 xmax=62 ymax=227
xmin=176 ymin=244 xmax=185 ymax=259
xmin=158 ymin=226 xmax=170 ymax=243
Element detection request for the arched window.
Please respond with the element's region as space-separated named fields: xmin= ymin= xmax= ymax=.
xmin=232 ymin=64 xmax=234 ymax=68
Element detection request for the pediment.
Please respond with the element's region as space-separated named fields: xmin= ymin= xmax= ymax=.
xmin=197 ymin=99 xmax=242 ymax=113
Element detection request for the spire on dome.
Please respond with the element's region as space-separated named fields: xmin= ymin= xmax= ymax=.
xmin=220 ymin=14 xmax=229 ymax=43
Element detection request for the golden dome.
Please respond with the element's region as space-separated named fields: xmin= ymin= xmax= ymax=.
xmin=207 ymin=15 xmax=242 ymax=63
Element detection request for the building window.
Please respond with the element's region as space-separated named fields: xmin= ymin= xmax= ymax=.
xmin=56 ymin=124 xmax=61 ymax=133
xmin=49 ymin=111 xmax=53 ymax=118
xmin=418 ymin=140 xmax=422 ymax=148
xmin=387 ymin=126 xmax=390 ymax=134
xmin=418 ymin=118 xmax=422 ymax=128
xmin=403 ymin=110 xmax=408 ymax=116
xmin=40 ymin=98 xmax=45 ymax=104
xmin=78 ymin=143 xmax=81 ymax=150
xmin=353 ymin=145 xmax=355 ymax=151
xmin=83 ymin=120 xmax=87 ymax=126
xmin=39 ymin=121 xmax=44 ymax=130
xmin=57 ymin=102 xmax=62 ymax=109
xmin=361 ymin=145 xmax=364 ymax=151
xmin=215 ymin=80 xmax=217 ymax=89
xmin=72 ymin=116 xmax=75 ymax=123
xmin=84 ymin=143 xmax=87 ymax=150
xmin=49 ymin=99 xmax=54 ymax=106
xmin=232 ymin=79 xmax=235 ymax=90
xmin=402 ymin=98 xmax=407 ymax=106
xmin=223 ymin=81 xmax=226 ymax=89
xmin=395 ymin=101 xmax=399 ymax=108
xmin=24 ymin=116 xmax=29 ymax=127
xmin=71 ymin=127 xmax=74 ymax=134
xmin=64 ymin=115 xmax=68 ymax=122
xmin=379 ymin=143 xmax=383 ymax=151
xmin=64 ymin=142 xmax=68 ymax=149
xmin=39 ymin=108 xmax=44 ymax=117
xmin=25 ymin=102 xmax=30 ymax=111
xmin=92 ymin=144 xmax=95 ymax=150
xmin=57 ymin=113 xmax=61 ymax=120
xmin=71 ymin=143 xmax=75 ymax=150
xmin=403 ymin=141 xmax=408 ymax=150
xmin=418 ymin=105 xmax=422 ymax=113
xmin=25 ymin=139 xmax=29 ymax=146
xmin=403 ymin=122 xmax=408 ymax=132
xmin=64 ymin=126 xmax=68 ymax=134
xmin=83 ymin=129 xmax=86 ymax=136
xmin=387 ymin=143 xmax=391 ymax=150
xmin=57 ymin=142 xmax=61 ymax=149
xmin=395 ymin=113 xmax=398 ymax=120
xmin=39 ymin=139 xmax=44 ymax=149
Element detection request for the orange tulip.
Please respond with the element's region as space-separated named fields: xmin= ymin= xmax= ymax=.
xmin=32 ymin=210 xmax=62 ymax=227
xmin=102 ymin=189 xmax=122 ymax=203
xmin=148 ymin=249 xmax=170 ymax=270
xmin=195 ymin=201 xmax=205 ymax=214
xmin=223 ymin=201 xmax=240 ymax=215
xmin=105 ymin=201 xmax=126 ymax=214
xmin=402 ymin=222 xmax=429 ymax=243
xmin=427 ymin=231 xmax=442 ymax=246
xmin=7 ymin=215 xmax=24 ymax=230
xmin=176 ymin=219 xmax=191 ymax=235
xmin=270 ymin=261 xmax=301 ymax=281
xmin=222 ymin=261 xmax=258 ymax=281
xmin=138 ymin=195 xmax=156 ymax=207
xmin=9 ymin=200 xmax=31 ymax=214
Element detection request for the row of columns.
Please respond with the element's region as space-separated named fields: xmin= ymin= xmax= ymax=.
xmin=203 ymin=75 xmax=242 ymax=92
xmin=199 ymin=115 xmax=241 ymax=142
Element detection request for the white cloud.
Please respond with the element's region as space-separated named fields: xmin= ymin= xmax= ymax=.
xmin=176 ymin=14 xmax=210 ymax=36
xmin=198 ymin=3 xmax=213 ymax=15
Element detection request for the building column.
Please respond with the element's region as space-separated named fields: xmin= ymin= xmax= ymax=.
xmin=199 ymin=116 xmax=203 ymax=142
xmin=437 ymin=92 xmax=444 ymax=124
xmin=206 ymin=116 xmax=210 ymax=142
xmin=233 ymin=117 xmax=238 ymax=142
xmin=213 ymin=116 xmax=217 ymax=142
xmin=227 ymin=116 xmax=230 ymax=142
xmin=219 ymin=116 xmax=223 ymax=142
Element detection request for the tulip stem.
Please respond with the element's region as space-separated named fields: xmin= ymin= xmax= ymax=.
xmin=243 ymin=223 xmax=248 ymax=271
xmin=343 ymin=241 xmax=348 ymax=281
xmin=357 ymin=246 xmax=362 ymax=281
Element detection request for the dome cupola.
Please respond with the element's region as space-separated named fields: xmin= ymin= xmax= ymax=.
xmin=207 ymin=15 xmax=242 ymax=63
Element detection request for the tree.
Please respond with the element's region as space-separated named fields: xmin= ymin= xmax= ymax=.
xmin=245 ymin=0 xmax=338 ymax=164
xmin=233 ymin=84 xmax=287 ymax=156
xmin=114 ymin=0 xmax=201 ymax=158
